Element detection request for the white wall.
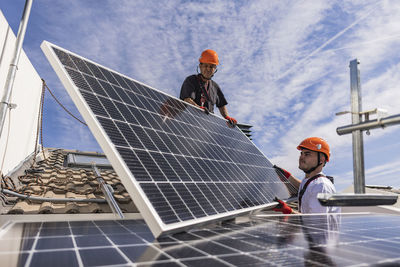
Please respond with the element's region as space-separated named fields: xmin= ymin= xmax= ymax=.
xmin=0 ymin=10 xmax=42 ymax=175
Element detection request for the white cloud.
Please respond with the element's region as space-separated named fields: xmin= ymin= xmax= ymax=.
xmin=2 ymin=0 xmax=400 ymax=191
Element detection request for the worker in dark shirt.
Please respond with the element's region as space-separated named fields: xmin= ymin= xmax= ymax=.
xmin=180 ymin=49 xmax=237 ymax=126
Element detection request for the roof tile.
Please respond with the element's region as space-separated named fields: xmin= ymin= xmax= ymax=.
xmin=114 ymin=194 xmax=131 ymax=204
xmin=65 ymin=202 xmax=79 ymax=214
xmin=8 ymin=201 xmax=41 ymax=214
xmin=39 ymin=201 xmax=54 ymax=214
xmin=5 ymin=149 xmax=138 ymax=215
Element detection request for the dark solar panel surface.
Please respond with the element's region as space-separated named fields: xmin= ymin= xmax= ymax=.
xmin=42 ymin=42 xmax=293 ymax=236
xmin=2 ymin=214 xmax=400 ymax=266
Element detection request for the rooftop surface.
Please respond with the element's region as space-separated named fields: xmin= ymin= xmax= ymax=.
xmin=1 ymin=148 xmax=137 ymax=215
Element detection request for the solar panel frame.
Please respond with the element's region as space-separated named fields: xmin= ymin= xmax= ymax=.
xmin=41 ymin=41 xmax=292 ymax=237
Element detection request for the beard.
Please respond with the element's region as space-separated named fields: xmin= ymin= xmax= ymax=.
xmin=298 ymin=160 xmax=307 ymax=171
xmin=298 ymin=160 xmax=315 ymax=173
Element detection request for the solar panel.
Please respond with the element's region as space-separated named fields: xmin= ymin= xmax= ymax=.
xmin=2 ymin=213 xmax=400 ymax=266
xmin=41 ymin=41 xmax=292 ymax=237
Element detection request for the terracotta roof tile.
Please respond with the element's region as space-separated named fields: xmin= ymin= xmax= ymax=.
xmin=113 ymin=184 xmax=125 ymax=194
xmin=111 ymin=178 xmax=120 ymax=184
xmin=114 ymin=194 xmax=131 ymax=204
xmin=66 ymin=182 xmax=75 ymax=191
xmin=80 ymin=203 xmax=103 ymax=213
xmin=119 ymin=202 xmax=138 ymax=213
xmin=88 ymin=180 xmax=99 ymax=187
xmin=5 ymin=149 xmax=138 ymax=215
xmin=8 ymin=201 xmax=41 ymax=214
xmin=65 ymin=202 xmax=79 ymax=213
xmin=65 ymin=192 xmax=76 ymax=198
xmin=30 ymin=186 xmax=44 ymax=194
xmin=51 ymin=184 xmax=65 ymax=194
xmin=39 ymin=201 xmax=54 ymax=214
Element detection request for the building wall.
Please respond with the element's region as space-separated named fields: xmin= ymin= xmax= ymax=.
xmin=0 ymin=10 xmax=42 ymax=175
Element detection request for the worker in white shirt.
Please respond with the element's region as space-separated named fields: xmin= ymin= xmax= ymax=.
xmin=273 ymin=137 xmax=340 ymax=214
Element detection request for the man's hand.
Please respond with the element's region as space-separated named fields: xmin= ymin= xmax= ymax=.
xmin=224 ymin=115 xmax=237 ymax=127
xmin=200 ymin=106 xmax=210 ymax=115
xmin=273 ymin=198 xmax=292 ymax=214
xmin=273 ymin=165 xmax=292 ymax=179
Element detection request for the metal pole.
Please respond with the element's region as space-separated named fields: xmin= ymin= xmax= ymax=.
xmin=337 ymin=114 xmax=400 ymax=135
xmin=0 ymin=0 xmax=33 ymax=139
xmin=349 ymin=59 xmax=365 ymax=193
xmin=1 ymin=188 xmax=107 ymax=203
xmin=92 ymin=164 xmax=124 ymax=219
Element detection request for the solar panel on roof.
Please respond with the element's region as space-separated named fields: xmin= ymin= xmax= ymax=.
xmin=3 ymin=214 xmax=400 ymax=266
xmin=41 ymin=41 xmax=292 ymax=237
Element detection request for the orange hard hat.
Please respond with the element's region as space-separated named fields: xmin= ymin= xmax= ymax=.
xmin=297 ymin=137 xmax=330 ymax=162
xmin=199 ymin=49 xmax=219 ymax=65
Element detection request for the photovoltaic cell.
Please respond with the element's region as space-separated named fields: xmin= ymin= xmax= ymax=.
xmin=84 ymin=74 xmax=108 ymax=97
xmin=41 ymin=41 xmax=293 ymax=237
xmin=79 ymin=91 xmax=108 ymax=117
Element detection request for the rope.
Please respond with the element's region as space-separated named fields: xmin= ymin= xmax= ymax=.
xmin=39 ymin=80 xmax=46 ymax=160
xmin=30 ymin=79 xmax=88 ymax=168
xmin=42 ymin=79 xmax=87 ymax=126
xmin=1 ymin=175 xmax=16 ymax=191
xmin=31 ymin=80 xmax=46 ymax=167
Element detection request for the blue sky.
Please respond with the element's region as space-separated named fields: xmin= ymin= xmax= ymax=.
xmin=1 ymin=1 xmax=400 ymax=191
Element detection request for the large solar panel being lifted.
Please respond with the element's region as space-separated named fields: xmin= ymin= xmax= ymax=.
xmin=41 ymin=41 xmax=292 ymax=237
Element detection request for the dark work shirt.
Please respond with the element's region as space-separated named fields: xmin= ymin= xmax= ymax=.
xmin=179 ymin=74 xmax=228 ymax=113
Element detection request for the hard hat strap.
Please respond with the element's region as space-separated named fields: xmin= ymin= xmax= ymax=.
xmin=304 ymin=152 xmax=322 ymax=174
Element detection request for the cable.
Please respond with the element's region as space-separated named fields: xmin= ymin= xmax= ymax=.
xmin=42 ymin=79 xmax=87 ymax=126
xmin=30 ymin=79 xmax=87 ymax=168
xmin=2 ymin=188 xmax=106 ymax=203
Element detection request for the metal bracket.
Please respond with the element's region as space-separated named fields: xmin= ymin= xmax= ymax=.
xmin=318 ymin=193 xmax=398 ymax=206
xmin=92 ymin=163 xmax=124 ymax=219
xmin=336 ymin=108 xmax=389 ymax=135
xmin=0 ymin=101 xmax=17 ymax=110
xmin=8 ymin=103 xmax=17 ymax=109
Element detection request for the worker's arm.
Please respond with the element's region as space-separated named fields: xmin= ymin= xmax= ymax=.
xmin=218 ymin=105 xmax=229 ymax=118
xmin=184 ymin=97 xmax=209 ymax=114
xmin=183 ymin=97 xmax=200 ymax=107
xmin=282 ymin=173 xmax=301 ymax=191
xmin=219 ymin=105 xmax=237 ymax=126
xmin=287 ymin=175 xmax=301 ymax=190
xmin=273 ymin=165 xmax=301 ymax=190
